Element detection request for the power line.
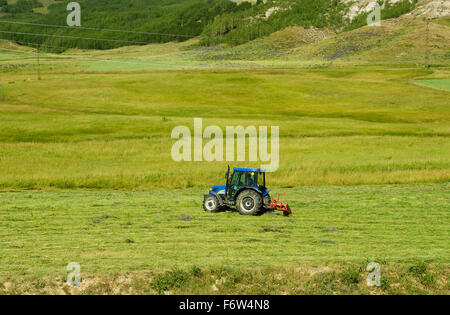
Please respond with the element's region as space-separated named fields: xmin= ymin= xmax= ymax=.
xmin=6 ymin=37 xmax=294 ymax=56
xmin=0 ymin=19 xmax=250 ymax=43
xmin=0 ymin=40 xmax=181 ymax=65
xmin=0 ymin=45 xmax=179 ymax=67
xmin=0 ymin=20 xmax=199 ymax=39
xmin=0 ymin=26 xmax=411 ymax=69
xmin=0 ymin=15 xmax=434 ymax=49
xmin=0 ymin=33 xmax=298 ymax=60
xmin=1 ymin=26 xmax=411 ymax=70
xmin=1 ymin=31 xmax=401 ymax=72
xmin=0 ymin=30 xmax=151 ymax=45
xmin=0 ymin=18 xmax=402 ymax=49
xmin=0 ymin=46 xmax=173 ymax=67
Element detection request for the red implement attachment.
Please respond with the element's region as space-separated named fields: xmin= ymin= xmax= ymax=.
xmin=268 ymin=193 xmax=292 ymax=216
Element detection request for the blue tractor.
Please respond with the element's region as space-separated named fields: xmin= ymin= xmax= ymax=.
xmin=203 ymin=166 xmax=274 ymax=216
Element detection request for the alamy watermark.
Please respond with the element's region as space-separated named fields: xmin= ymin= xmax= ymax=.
xmin=67 ymin=2 xmax=81 ymax=27
xmin=171 ymin=118 xmax=279 ymax=172
xmin=367 ymin=2 xmax=381 ymax=27
xmin=366 ymin=262 xmax=381 ymax=287
xmin=66 ymin=262 xmax=81 ymax=287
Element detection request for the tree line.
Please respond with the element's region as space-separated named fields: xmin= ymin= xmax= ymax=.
xmin=0 ymin=0 xmax=249 ymax=51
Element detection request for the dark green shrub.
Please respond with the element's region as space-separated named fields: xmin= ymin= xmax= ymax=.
xmin=340 ymin=267 xmax=360 ymax=285
xmin=151 ymin=269 xmax=188 ymax=294
xmin=409 ymin=261 xmax=427 ymax=277
xmin=191 ymin=265 xmax=202 ymax=277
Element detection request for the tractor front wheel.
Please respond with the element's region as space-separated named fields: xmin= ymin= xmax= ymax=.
xmin=203 ymin=195 xmax=220 ymax=213
xmin=236 ymin=190 xmax=263 ymax=216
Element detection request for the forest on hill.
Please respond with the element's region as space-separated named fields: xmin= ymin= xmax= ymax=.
xmin=0 ymin=0 xmax=247 ymax=50
xmin=0 ymin=0 xmax=419 ymax=51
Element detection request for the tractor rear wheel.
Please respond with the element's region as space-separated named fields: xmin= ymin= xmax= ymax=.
xmin=203 ymin=195 xmax=220 ymax=213
xmin=236 ymin=190 xmax=263 ymax=216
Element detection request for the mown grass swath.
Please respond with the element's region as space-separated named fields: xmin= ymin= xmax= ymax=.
xmin=0 ymin=184 xmax=448 ymax=294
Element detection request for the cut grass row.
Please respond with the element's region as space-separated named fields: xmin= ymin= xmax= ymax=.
xmin=0 ymin=184 xmax=448 ymax=271
xmin=0 ymin=183 xmax=448 ymax=294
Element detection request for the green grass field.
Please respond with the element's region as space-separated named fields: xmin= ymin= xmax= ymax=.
xmin=0 ymin=184 xmax=448 ymax=294
xmin=0 ymin=67 xmax=449 ymax=189
xmin=416 ymin=79 xmax=450 ymax=91
xmin=0 ymin=16 xmax=449 ymax=294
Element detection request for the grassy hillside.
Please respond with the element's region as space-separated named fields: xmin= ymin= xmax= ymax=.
xmin=0 ymin=0 xmax=424 ymax=50
xmin=1 ymin=14 xmax=448 ymax=69
xmin=182 ymin=16 xmax=448 ymax=68
xmin=199 ymin=0 xmax=419 ymax=46
xmin=283 ymin=16 xmax=450 ymax=66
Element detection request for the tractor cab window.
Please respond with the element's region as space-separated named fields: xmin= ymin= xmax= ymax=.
xmin=231 ymin=172 xmax=243 ymax=186
xmin=257 ymin=172 xmax=266 ymax=188
xmin=231 ymin=171 xmax=255 ymax=187
xmin=246 ymin=172 xmax=256 ymax=187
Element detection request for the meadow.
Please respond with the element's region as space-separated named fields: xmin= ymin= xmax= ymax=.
xmin=0 ymin=67 xmax=449 ymax=189
xmin=0 ymin=184 xmax=448 ymax=294
xmin=0 ymin=16 xmax=449 ymax=294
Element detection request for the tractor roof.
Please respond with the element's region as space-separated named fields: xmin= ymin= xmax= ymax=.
xmin=233 ymin=167 xmax=266 ymax=173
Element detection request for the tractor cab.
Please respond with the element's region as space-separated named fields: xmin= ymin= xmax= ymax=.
xmin=226 ymin=167 xmax=268 ymax=200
